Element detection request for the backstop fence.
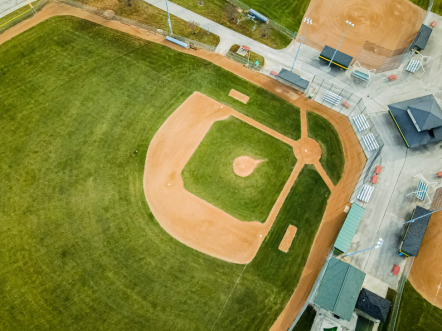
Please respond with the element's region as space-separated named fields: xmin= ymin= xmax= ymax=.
xmin=226 ymin=51 xmax=263 ymax=71
xmin=226 ymin=0 xmax=296 ymax=39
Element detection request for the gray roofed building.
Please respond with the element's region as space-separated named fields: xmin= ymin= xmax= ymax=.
xmin=355 ymin=289 xmax=391 ymax=322
xmin=277 ymin=68 xmax=309 ymax=92
xmin=399 ymin=206 xmax=432 ymax=257
xmin=412 ymin=24 xmax=433 ymax=51
xmin=388 ymin=95 xmax=442 ymax=148
xmin=313 ymin=257 xmax=366 ymax=321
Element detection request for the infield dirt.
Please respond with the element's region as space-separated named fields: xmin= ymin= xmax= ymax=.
xmin=1 ymin=4 xmax=366 ymax=329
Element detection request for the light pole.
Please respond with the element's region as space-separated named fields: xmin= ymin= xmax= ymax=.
xmin=165 ymin=0 xmax=173 ymax=34
xmin=328 ymin=20 xmax=354 ymax=68
xmin=342 ymin=238 xmax=384 ymax=258
xmin=404 ymin=206 xmax=442 ymax=224
xmin=291 ymin=17 xmax=312 ymax=71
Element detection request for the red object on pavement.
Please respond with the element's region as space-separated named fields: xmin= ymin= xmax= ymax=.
xmin=242 ymin=45 xmax=250 ymax=51
xmin=438 ymin=171 xmax=442 ymax=178
xmin=270 ymin=71 xmax=279 ymax=76
xmin=371 ymin=174 xmax=379 ymax=184
xmin=388 ymin=75 xmax=397 ymax=81
xmin=375 ymin=165 xmax=382 ymax=175
xmin=392 ymin=264 xmax=400 ymax=276
xmin=431 ymin=21 xmax=437 ymax=28
xmin=342 ymin=101 xmax=350 ymax=108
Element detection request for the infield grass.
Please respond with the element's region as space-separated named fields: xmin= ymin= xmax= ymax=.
xmin=1 ymin=16 xmax=321 ymax=330
xmin=307 ymin=111 xmax=345 ymax=185
xmin=395 ymin=281 xmax=442 ymax=331
xmin=182 ymin=116 xmax=296 ymax=222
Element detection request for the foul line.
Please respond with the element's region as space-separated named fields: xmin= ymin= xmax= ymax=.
xmin=210 ymin=263 xmax=248 ymax=331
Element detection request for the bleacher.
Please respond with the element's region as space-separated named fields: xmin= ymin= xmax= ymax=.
xmin=415 ymin=180 xmax=428 ymax=201
xmin=352 ymin=114 xmax=370 ymax=132
xmin=362 ymin=133 xmax=379 ymax=151
xmin=357 ymin=184 xmax=374 ymax=203
xmin=323 ymin=91 xmax=342 ymax=106
xmin=406 ymin=59 xmax=421 ymax=73
xmin=351 ymin=70 xmax=369 ymax=82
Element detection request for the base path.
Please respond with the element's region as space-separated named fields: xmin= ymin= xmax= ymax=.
xmin=1 ymin=4 xmax=366 ymax=330
xmin=302 ymin=0 xmax=425 ymax=59
xmin=409 ymin=211 xmax=442 ymax=309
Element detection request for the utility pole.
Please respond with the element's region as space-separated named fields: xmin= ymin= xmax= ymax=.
xmin=328 ymin=20 xmax=354 ymax=68
xmin=165 ymin=0 xmax=173 ymax=34
xmin=291 ymin=17 xmax=312 ymax=71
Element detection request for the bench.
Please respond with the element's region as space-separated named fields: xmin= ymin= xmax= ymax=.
xmin=431 ymin=21 xmax=437 ymax=28
xmin=357 ymin=184 xmax=374 ymax=203
xmin=438 ymin=171 xmax=442 ymax=178
xmin=352 ymin=114 xmax=370 ymax=132
xmin=416 ymin=180 xmax=428 ymax=201
xmin=166 ymin=36 xmax=189 ymax=49
xmin=362 ymin=133 xmax=379 ymax=151
xmin=351 ymin=70 xmax=369 ymax=81
xmin=391 ymin=264 xmax=400 ymax=276
xmin=323 ymin=90 xmax=342 ymax=106
xmin=406 ymin=59 xmax=421 ymax=73
xmin=388 ymin=75 xmax=397 ymax=81
xmin=375 ymin=165 xmax=382 ymax=175
xmin=371 ymin=174 xmax=379 ymax=184
xmin=342 ymin=101 xmax=350 ymax=108
xmin=270 ymin=71 xmax=278 ymax=76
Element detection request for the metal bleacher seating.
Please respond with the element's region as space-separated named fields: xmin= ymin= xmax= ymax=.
xmin=323 ymin=91 xmax=342 ymax=106
xmin=358 ymin=184 xmax=374 ymax=203
xmin=406 ymin=59 xmax=421 ymax=73
xmin=362 ymin=133 xmax=379 ymax=151
xmin=351 ymin=70 xmax=369 ymax=81
xmin=352 ymin=114 xmax=370 ymax=132
xmin=415 ymin=180 xmax=428 ymax=201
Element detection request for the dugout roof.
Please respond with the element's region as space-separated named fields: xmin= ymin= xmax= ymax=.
xmin=334 ymin=203 xmax=365 ymax=254
xmin=314 ymin=257 xmax=366 ymax=321
xmin=278 ymin=68 xmax=309 ymax=90
xmin=412 ymin=24 xmax=433 ymax=51
xmin=356 ymin=289 xmax=391 ymax=322
xmin=320 ymin=45 xmax=353 ymax=70
xmin=389 ymin=95 xmax=442 ymax=148
xmin=399 ymin=206 xmax=431 ymax=257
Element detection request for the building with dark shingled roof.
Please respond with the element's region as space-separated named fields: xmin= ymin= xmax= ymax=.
xmin=355 ymin=289 xmax=391 ymax=322
xmin=388 ymin=95 xmax=442 ymax=148
xmin=399 ymin=206 xmax=432 ymax=257
xmin=412 ymin=24 xmax=433 ymax=51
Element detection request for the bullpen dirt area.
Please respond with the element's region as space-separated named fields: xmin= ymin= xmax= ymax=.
xmin=301 ymin=0 xmax=425 ymax=60
xmin=409 ymin=211 xmax=442 ymax=309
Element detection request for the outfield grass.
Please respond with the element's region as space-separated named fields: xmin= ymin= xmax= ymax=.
xmin=0 ymin=16 xmax=323 ymax=330
xmin=229 ymin=44 xmax=265 ymax=66
xmin=395 ymin=281 xmax=442 ymax=331
xmin=182 ymin=117 xmax=296 ymax=222
xmin=76 ymin=0 xmax=220 ymax=46
xmin=378 ymin=288 xmax=396 ymax=331
xmin=307 ymin=111 xmax=345 ymax=185
xmin=409 ymin=0 xmax=442 ymax=16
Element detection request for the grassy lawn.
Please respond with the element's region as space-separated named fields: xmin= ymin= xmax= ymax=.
xmin=0 ymin=16 xmax=323 ymax=330
xmin=229 ymin=44 xmax=265 ymax=66
xmin=182 ymin=117 xmax=296 ymax=222
xmin=378 ymin=288 xmax=396 ymax=331
xmin=395 ymin=281 xmax=442 ymax=331
xmin=307 ymin=111 xmax=345 ymax=185
xmin=171 ymin=0 xmax=292 ymax=48
xmin=0 ymin=1 xmax=38 ymax=33
xmin=76 ymin=0 xmax=220 ymax=46
xmin=409 ymin=0 xmax=442 ymax=16
xmin=292 ymin=305 xmax=317 ymax=331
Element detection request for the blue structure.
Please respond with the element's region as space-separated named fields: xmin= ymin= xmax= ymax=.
xmin=248 ymin=9 xmax=269 ymax=23
xmin=166 ymin=36 xmax=189 ymax=49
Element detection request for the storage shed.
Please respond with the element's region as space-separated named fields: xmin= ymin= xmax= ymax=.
xmin=334 ymin=203 xmax=365 ymax=255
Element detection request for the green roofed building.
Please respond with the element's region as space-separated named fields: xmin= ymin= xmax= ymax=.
xmin=313 ymin=258 xmax=366 ymax=321
xmin=334 ymin=203 xmax=365 ymax=255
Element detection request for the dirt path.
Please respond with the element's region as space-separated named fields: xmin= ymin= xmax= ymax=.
xmin=301 ymin=0 xmax=425 ymax=60
xmin=409 ymin=211 xmax=442 ymax=309
xmin=1 ymin=4 xmax=366 ymax=330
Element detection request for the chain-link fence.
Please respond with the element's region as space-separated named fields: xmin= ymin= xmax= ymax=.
xmin=0 ymin=0 xmax=49 ymax=35
xmin=226 ymin=50 xmax=262 ymax=71
xmin=57 ymin=0 xmax=216 ymax=52
xmin=226 ymin=0 xmax=296 ymax=39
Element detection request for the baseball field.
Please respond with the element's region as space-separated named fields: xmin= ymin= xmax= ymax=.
xmin=0 ymin=3 xmax=367 ymax=330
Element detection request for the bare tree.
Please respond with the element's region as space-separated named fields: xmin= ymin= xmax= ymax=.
xmin=223 ymin=3 xmax=238 ymax=22
xmin=187 ymin=21 xmax=201 ymax=34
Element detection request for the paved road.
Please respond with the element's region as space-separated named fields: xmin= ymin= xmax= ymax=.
xmin=0 ymin=0 xmax=29 ymax=19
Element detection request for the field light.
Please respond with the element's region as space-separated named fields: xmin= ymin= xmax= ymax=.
xmin=342 ymin=238 xmax=383 ymax=258
xmin=291 ymin=17 xmax=312 ymax=71
xmin=328 ymin=20 xmax=354 ymax=68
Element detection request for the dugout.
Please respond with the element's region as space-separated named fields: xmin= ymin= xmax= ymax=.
xmin=319 ymin=45 xmax=353 ymax=70
xmin=399 ymin=206 xmax=431 ymax=257
xmin=412 ymin=24 xmax=433 ymax=51
xmin=277 ymin=68 xmax=309 ymax=92
xmin=334 ymin=203 xmax=365 ymax=255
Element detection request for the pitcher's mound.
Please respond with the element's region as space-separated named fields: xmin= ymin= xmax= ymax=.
xmin=233 ymin=156 xmax=263 ymax=177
